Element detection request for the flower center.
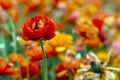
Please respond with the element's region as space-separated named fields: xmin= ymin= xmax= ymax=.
xmin=32 ymin=20 xmax=45 ymax=30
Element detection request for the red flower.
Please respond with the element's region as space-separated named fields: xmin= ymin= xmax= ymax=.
xmin=56 ymin=63 xmax=69 ymax=80
xmin=26 ymin=5 xmax=37 ymax=14
xmin=0 ymin=0 xmax=12 ymax=10
xmin=21 ymin=16 xmax=56 ymax=40
xmin=28 ymin=44 xmax=56 ymax=61
xmin=0 ymin=57 xmax=19 ymax=77
xmin=92 ymin=18 xmax=106 ymax=42
xmin=92 ymin=18 xmax=103 ymax=32
xmin=98 ymin=33 xmax=106 ymax=42
xmin=21 ymin=62 xmax=40 ymax=79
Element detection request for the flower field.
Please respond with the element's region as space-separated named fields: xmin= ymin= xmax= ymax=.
xmin=0 ymin=0 xmax=120 ymax=80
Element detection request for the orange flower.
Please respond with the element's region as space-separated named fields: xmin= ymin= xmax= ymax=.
xmin=56 ymin=58 xmax=90 ymax=80
xmin=63 ymin=57 xmax=74 ymax=70
xmin=0 ymin=0 xmax=12 ymax=10
xmin=75 ymin=18 xmax=106 ymax=42
xmin=71 ymin=59 xmax=81 ymax=71
xmin=0 ymin=57 xmax=19 ymax=77
xmin=8 ymin=53 xmax=40 ymax=79
xmin=21 ymin=16 xmax=56 ymax=40
xmin=51 ymin=0 xmax=61 ymax=8
xmin=8 ymin=9 xmax=19 ymax=21
xmin=18 ymin=0 xmax=41 ymax=14
xmin=75 ymin=19 xmax=99 ymax=38
xmin=8 ymin=53 xmax=27 ymax=66
xmin=28 ymin=44 xmax=56 ymax=61
xmin=85 ymin=38 xmax=102 ymax=47
xmin=63 ymin=57 xmax=89 ymax=71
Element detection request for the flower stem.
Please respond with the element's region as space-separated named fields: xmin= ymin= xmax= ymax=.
xmin=39 ymin=40 xmax=48 ymax=80
xmin=69 ymin=73 xmax=74 ymax=80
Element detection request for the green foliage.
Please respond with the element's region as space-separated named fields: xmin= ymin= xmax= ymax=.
xmin=0 ymin=76 xmax=14 ymax=80
xmin=0 ymin=34 xmax=8 ymax=61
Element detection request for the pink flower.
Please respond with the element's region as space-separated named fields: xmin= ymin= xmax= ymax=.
xmin=110 ymin=39 xmax=120 ymax=55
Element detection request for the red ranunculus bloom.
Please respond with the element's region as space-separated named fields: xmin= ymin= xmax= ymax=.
xmin=21 ymin=16 xmax=56 ymax=40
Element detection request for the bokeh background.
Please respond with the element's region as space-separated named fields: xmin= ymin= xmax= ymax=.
xmin=0 ymin=0 xmax=120 ymax=80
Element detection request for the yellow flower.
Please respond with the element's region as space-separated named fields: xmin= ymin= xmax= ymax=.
xmin=104 ymin=16 xmax=114 ymax=26
xmin=96 ymin=52 xmax=107 ymax=61
xmin=85 ymin=4 xmax=99 ymax=16
xmin=112 ymin=55 xmax=120 ymax=67
xmin=57 ymin=52 xmax=65 ymax=61
xmin=114 ymin=32 xmax=120 ymax=39
xmin=17 ymin=37 xmax=38 ymax=46
xmin=55 ymin=46 xmax=66 ymax=53
xmin=46 ymin=32 xmax=73 ymax=48
xmin=73 ymin=0 xmax=83 ymax=6
xmin=74 ymin=73 xmax=80 ymax=80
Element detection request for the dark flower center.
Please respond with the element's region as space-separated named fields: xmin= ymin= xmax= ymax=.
xmin=34 ymin=23 xmax=39 ymax=30
xmin=32 ymin=20 xmax=45 ymax=30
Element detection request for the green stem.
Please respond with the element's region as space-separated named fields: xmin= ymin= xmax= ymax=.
xmin=69 ymin=73 xmax=74 ymax=80
xmin=81 ymin=45 xmax=87 ymax=58
xmin=12 ymin=32 xmax=22 ymax=80
xmin=39 ymin=40 xmax=48 ymax=80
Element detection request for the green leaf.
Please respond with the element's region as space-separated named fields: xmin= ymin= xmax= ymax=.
xmin=90 ymin=61 xmax=101 ymax=73
xmin=0 ymin=34 xmax=8 ymax=61
xmin=6 ymin=19 xmax=15 ymax=33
